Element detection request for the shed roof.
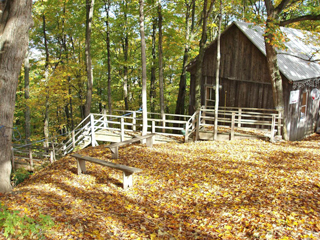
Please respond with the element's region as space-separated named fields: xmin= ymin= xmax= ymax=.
xmin=190 ymin=21 xmax=320 ymax=88
xmin=234 ymin=22 xmax=320 ymax=85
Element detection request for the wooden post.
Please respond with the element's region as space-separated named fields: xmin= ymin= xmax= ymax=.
xmin=29 ymin=147 xmax=33 ymax=169
xmin=52 ymin=140 xmax=56 ymax=161
xmin=146 ymin=134 xmax=154 ymax=147
xmin=50 ymin=150 xmax=54 ymax=163
xmin=120 ymin=117 xmax=124 ymax=142
xmin=270 ymin=115 xmax=275 ymax=142
xmin=162 ymin=114 xmax=166 ymax=133
xmin=133 ymin=111 xmax=136 ymax=131
xmin=110 ymin=146 xmax=119 ymax=159
xmin=238 ymin=108 xmax=242 ymax=128
xmin=76 ymin=159 xmax=86 ymax=174
xmin=229 ymin=112 xmax=235 ymax=140
xmin=90 ymin=114 xmax=96 ymax=146
xmin=196 ymin=111 xmax=201 ymax=140
xmin=152 ymin=120 xmax=155 ymax=133
xmin=277 ymin=111 xmax=282 ymax=136
xmin=184 ymin=122 xmax=189 ymax=143
xmin=123 ymin=171 xmax=133 ymax=190
xmin=103 ymin=109 xmax=107 ymax=128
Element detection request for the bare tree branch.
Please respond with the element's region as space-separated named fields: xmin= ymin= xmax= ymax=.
xmin=280 ymin=15 xmax=320 ymax=26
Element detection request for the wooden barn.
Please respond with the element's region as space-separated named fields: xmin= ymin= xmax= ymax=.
xmin=187 ymin=21 xmax=320 ymax=141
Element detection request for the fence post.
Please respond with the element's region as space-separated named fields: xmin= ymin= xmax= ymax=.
xmin=29 ymin=147 xmax=34 ymax=170
xmin=196 ymin=111 xmax=201 ymax=140
xmin=120 ymin=117 xmax=124 ymax=142
xmin=90 ymin=114 xmax=96 ymax=146
xmin=132 ymin=112 xmax=136 ymax=131
xmin=270 ymin=115 xmax=275 ymax=142
xmin=162 ymin=114 xmax=166 ymax=133
xmin=184 ymin=122 xmax=189 ymax=143
xmin=277 ymin=111 xmax=282 ymax=136
xmin=238 ymin=108 xmax=242 ymax=128
xmin=229 ymin=112 xmax=235 ymax=140
xmin=50 ymin=150 xmax=54 ymax=163
xmin=103 ymin=109 xmax=107 ymax=128
xmin=52 ymin=140 xmax=56 ymax=161
xmin=152 ymin=120 xmax=155 ymax=133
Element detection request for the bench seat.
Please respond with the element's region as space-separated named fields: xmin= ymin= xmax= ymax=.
xmin=106 ymin=133 xmax=155 ymax=159
xmin=71 ymin=153 xmax=142 ymax=189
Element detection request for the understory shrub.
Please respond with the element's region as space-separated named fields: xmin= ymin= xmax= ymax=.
xmin=11 ymin=168 xmax=32 ymax=186
xmin=0 ymin=203 xmax=54 ymax=239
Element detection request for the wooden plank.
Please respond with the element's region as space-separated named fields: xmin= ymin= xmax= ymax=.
xmin=71 ymin=153 xmax=142 ymax=173
xmin=107 ymin=133 xmax=155 ymax=148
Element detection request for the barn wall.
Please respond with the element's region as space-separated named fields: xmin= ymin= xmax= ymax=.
xmin=284 ymin=80 xmax=320 ymax=141
xmin=200 ymin=25 xmax=274 ymax=109
xmin=187 ymin=23 xmax=320 ymax=140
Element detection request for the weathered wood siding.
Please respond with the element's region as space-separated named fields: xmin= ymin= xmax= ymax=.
xmin=283 ymin=80 xmax=320 ymax=141
xmin=189 ymin=25 xmax=274 ymax=112
xmin=188 ymin=23 xmax=320 ymax=141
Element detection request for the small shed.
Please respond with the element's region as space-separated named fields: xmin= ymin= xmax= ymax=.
xmin=187 ymin=21 xmax=320 ymax=141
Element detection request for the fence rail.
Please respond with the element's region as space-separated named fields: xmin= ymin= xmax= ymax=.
xmin=197 ymin=106 xmax=283 ymax=141
xmin=11 ymin=107 xmax=282 ymax=170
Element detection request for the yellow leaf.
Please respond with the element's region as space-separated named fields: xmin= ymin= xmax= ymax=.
xmin=225 ymin=225 xmax=232 ymax=230
xmin=150 ymin=233 xmax=157 ymax=240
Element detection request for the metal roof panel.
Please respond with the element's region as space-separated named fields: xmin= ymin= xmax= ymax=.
xmin=235 ymin=21 xmax=320 ymax=82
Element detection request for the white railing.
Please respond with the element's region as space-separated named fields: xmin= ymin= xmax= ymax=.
xmin=196 ymin=106 xmax=283 ymax=141
xmin=56 ymin=111 xmax=198 ymax=155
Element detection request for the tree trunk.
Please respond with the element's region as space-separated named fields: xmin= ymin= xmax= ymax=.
xmin=158 ymin=0 xmax=164 ymax=120
xmin=42 ymin=13 xmax=50 ymax=148
xmin=150 ymin=17 xmax=157 ymax=113
xmin=84 ymin=0 xmax=94 ymax=118
xmin=214 ymin=0 xmax=222 ymax=140
xmin=24 ymin=50 xmax=31 ymax=143
xmin=139 ymin=0 xmax=148 ymax=136
xmin=0 ymin=0 xmax=33 ymax=193
xmin=193 ymin=0 xmax=214 ymax=112
xmin=263 ymin=0 xmax=288 ymax=140
xmin=103 ymin=0 xmax=112 ymax=115
xmin=175 ymin=0 xmax=195 ymax=116
xmin=123 ymin=0 xmax=129 ymax=110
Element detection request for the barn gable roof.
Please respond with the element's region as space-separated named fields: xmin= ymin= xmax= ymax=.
xmin=234 ymin=22 xmax=320 ymax=88
xmin=188 ymin=21 xmax=320 ymax=89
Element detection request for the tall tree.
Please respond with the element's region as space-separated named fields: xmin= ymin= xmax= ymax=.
xmin=42 ymin=11 xmax=50 ymax=147
xmin=139 ymin=0 xmax=148 ymax=136
xmin=175 ymin=0 xmax=196 ymax=116
xmin=158 ymin=0 xmax=164 ymax=119
xmin=0 ymin=0 xmax=33 ymax=193
xmin=84 ymin=0 xmax=95 ymax=118
xmin=24 ymin=50 xmax=31 ymax=143
xmin=193 ymin=0 xmax=214 ymax=112
xmin=104 ymin=0 xmax=112 ymax=115
xmin=150 ymin=15 xmax=157 ymax=113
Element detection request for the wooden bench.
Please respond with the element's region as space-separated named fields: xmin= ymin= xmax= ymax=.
xmin=106 ymin=133 xmax=155 ymax=159
xmin=71 ymin=153 xmax=143 ymax=190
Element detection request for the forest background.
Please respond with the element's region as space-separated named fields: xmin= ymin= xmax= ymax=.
xmin=15 ymin=0 xmax=320 ymax=143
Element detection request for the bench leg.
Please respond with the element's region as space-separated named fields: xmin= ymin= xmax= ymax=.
xmin=146 ymin=136 xmax=154 ymax=147
xmin=110 ymin=146 xmax=119 ymax=159
xmin=76 ymin=159 xmax=86 ymax=174
xmin=123 ymin=171 xmax=133 ymax=190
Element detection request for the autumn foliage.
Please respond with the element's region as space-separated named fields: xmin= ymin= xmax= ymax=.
xmin=1 ymin=134 xmax=320 ymax=239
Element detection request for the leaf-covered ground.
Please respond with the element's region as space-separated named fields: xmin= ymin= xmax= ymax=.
xmin=1 ymin=134 xmax=320 ymax=239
